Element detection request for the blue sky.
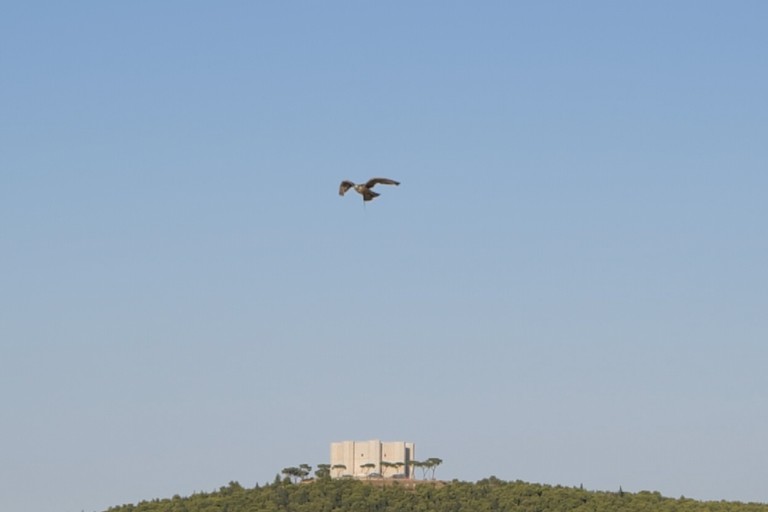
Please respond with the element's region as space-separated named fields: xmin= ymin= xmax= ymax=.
xmin=2 ymin=2 xmax=767 ymax=511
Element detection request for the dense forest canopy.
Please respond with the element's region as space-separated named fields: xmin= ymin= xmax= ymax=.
xmin=106 ymin=477 xmax=768 ymax=512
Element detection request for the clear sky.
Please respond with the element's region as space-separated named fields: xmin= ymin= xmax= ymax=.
xmin=2 ymin=2 xmax=767 ymax=511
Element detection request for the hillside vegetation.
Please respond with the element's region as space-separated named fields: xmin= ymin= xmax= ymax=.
xmin=105 ymin=477 xmax=768 ymax=512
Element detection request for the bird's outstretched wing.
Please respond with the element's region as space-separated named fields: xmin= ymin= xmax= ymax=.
xmin=365 ymin=177 xmax=400 ymax=189
xmin=339 ymin=180 xmax=355 ymax=196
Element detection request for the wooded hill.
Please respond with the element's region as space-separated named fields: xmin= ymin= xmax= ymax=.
xmin=105 ymin=477 xmax=768 ymax=512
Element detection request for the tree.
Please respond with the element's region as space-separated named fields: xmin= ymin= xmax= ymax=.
xmin=411 ymin=460 xmax=427 ymax=479
xmin=331 ymin=464 xmax=347 ymax=478
xmin=298 ymin=464 xmax=312 ymax=481
xmin=315 ymin=464 xmax=331 ymax=479
xmin=281 ymin=467 xmax=303 ymax=483
xmin=360 ymin=462 xmax=376 ymax=476
xmin=425 ymin=458 xmax=443 ymax=480
xmin=380 ymin=461 xmax=395 ymax=477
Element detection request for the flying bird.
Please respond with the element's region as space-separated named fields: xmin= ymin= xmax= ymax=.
xmin=338 ymin=178 xmax=400 ymax=202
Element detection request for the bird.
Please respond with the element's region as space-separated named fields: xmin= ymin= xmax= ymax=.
xmin=338 ymin=178 xmax=400 ymax=202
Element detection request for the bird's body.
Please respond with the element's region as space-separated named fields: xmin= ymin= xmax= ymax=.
xmin=339 ymin=178 xmax=400 ymax=201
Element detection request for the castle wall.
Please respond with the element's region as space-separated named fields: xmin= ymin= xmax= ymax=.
xmin=330 ymin=439 xmax=415 ymax=479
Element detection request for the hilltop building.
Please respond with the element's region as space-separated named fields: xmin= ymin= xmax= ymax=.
xmin=330 ymin=440 xmax=415 ymax=479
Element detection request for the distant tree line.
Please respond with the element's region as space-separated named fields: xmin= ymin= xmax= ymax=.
xmin=281 ymin=458 xmax=443 ymax=482
xmin=105 ymin=476 xmax=768 ymax=512
xmin=410 ymin=458 xmax=443 ymax=480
